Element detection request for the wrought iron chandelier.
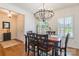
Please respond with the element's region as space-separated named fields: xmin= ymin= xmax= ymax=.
xmin=34 ymin=3 xmax=54 ymax=21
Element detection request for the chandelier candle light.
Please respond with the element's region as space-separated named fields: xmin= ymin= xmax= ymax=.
xmin=34 ymin=3 xmax=54 ymax=21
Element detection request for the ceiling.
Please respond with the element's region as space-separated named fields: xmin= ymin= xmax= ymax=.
xmin=0 ymin=7 xmax=19 ymax=16
xmin=12 ymin=3 xmax=79 ymax=13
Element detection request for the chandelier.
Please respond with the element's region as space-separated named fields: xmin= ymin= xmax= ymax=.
xmin=34 ymin=3 xmax=54 ymax=21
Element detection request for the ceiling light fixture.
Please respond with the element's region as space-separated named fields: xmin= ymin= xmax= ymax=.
xmin=34 ymin=3 xmax=54 ymax=21
xmin=8 ymin=10 xmax=12 ymax=18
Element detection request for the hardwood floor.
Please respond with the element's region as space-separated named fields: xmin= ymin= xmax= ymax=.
xmin=25 ymin=52 xmax=34 ymax=56
xmin=67 ymin=47 xmax=79 ymax=56
xmin=25 ymin=47 xmax=79 ymax=56
xmin=0 ymin=39 xmax=25 ymax=56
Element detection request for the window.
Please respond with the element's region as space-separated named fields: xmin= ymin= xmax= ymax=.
xmin=37 ymin=20 xmax=49 ymax=34
xmin=58 ymin=16 xmax=73 ymax=38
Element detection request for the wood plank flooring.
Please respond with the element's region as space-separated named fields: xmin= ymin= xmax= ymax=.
xmin=25 ymin=47 xmax=79 ymax=56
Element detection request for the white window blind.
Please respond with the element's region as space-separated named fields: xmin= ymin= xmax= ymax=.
xmin=58 ymin=16 xmax=73 ymax=38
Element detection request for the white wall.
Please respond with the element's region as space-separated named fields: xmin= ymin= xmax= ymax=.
xmin=48 ymin=5 xmax=79 ymax=49
xmin=24 ymin=12 xmax=36 ymax=34
xmin=0 ymin=3 xmax=36 ymax=42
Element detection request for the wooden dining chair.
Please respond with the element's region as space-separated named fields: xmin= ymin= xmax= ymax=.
xmin=30 ymin=33 xmax=38 ymax=56
xmin=27 ymin=33 xmax=34 ymax=55
xmin=24 ymin=35 xmax=28 ymax=52
xmin=59 ymin=33 xmax=70 ymax=56
xmin=27 ymin=33 xmax=38 ymax=56
xmin=37 ymin=34 xmax=54 ymax=56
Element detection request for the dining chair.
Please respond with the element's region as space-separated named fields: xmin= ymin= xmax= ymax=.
xmin=31 ymin=33 xmax=38 ymax=56
xmin=27 ymin=33 xmax=38 ymax=56
xmin=24 ymin=35 xmax=28 ymax=52
xmin=58 ymin=33 xmax=70 ymax=56
xmin=27 ymin=33 xmax=34 ymax=55
xmin=37 ymin=34 xmax=54 ymax=56
xmin=46 ymin=31 xmax=52 ymax=35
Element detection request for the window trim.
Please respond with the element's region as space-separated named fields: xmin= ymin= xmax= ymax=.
xmin=57 ymin=16 xmax=74 ymax=39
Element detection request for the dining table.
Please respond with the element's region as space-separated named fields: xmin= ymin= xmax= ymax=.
xmin=48 ymin=35 xmax=61 ymax=56
xmin=26 ymin=33 xmax=61 ymax=56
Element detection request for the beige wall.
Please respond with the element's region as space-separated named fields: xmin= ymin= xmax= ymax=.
xmin=0 ymin=10 xmax=24 ymax=42
xmin=48 ymin=5 xmax=79 ymax=49
xmin=0 ymin=11 xmax=17 ymax=41
xmin=16 ymin=15 xmax=24 ymax=42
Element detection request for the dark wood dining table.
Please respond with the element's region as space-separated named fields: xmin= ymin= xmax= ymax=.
xmin=48 ymin=37 xmax=61 ymax=56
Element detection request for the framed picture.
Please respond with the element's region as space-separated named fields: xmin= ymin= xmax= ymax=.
xmin=3 ymin=22 xmax=10 ymax=29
